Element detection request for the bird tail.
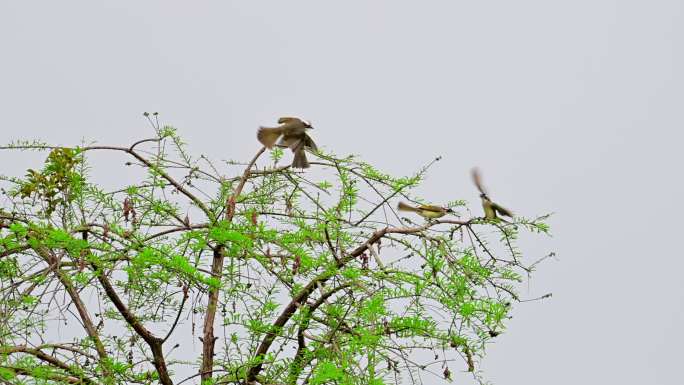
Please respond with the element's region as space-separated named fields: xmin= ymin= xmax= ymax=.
xmin=291 ymin=149 xmax=310 ymax=169
xmin=397 ymin=201 xmax=419 ymax=213
xmin=493 ymin=203 xmax=514 ymax=218
xmin=257 ymin=126 xmax=283 ymax=148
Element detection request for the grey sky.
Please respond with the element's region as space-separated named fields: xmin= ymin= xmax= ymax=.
xmin=1 ymin=1 xmax=683 ymax=384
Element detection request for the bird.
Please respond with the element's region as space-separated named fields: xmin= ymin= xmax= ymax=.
xmin=397 ymin=201 xmax=453 ymax=220
xmin=471 ymin=168 xmax=513 ymax=221
xmin=257 ymin=117 xmax=317 ymax=169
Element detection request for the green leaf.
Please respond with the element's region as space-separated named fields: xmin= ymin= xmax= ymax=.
xmin=311 ymin=361 xmax=344 ymax=385
xmin=460 ymin=302 xmax=476 ymax=317
xmin=359 ymin=294 xmax=386 ymax=321
xmin=209 ymin=227 xmax=251 ymax=246
xmin=317 ymin=180 xmax=333 ymax=190
xmin=0 ymin=367 xmax=15 ymax=380
xmin=270 ymin=147 xmax=284 ymax=163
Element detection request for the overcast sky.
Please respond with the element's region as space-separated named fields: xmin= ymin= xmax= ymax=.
xmin=1 ymin=1 xmax=683 ymax=384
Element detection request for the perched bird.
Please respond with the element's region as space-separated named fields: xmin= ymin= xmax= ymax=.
xmin=257 ymin=117 xmax=317 ymax=169
xmin=397 ymin=201 xmax=453 ymax=220
xmin=471 ymin=168 xmax=514 ymax=221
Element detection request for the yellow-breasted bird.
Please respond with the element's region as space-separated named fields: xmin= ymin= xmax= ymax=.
xmin=471 ymin=168 xmax=514 ymax=221
xmin=257 ymin=117 xmax=317 ymax=169
xmin=397 ymin=201 xmax=454 ymax=220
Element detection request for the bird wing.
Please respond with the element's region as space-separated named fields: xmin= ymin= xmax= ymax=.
xmin=257 ymin=127 xmax=283 ymax=149
xmin=491 ymin=202 xmax=513 ymax=218
xmin=277 ymin=117 xmax=302 ymax=124
xmin=417 ymin=204 xmax=445 ymax=213
xmin=397 ymin=201 xmax=420 ymax=213
xmin=277 ymin=134 xmax=302 ymax=152
xmin=471 ymin=167 xmax=487 ymax=195
xmin=303 ymin=133 xmax=317 ymax=152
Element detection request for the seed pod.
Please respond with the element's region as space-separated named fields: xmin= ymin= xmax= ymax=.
xmin=123 ymin=197 xmax=132 ymax=222
xmin=292 ymin=254 xmax=301 ymax=275
xmin=443 ymin=366 xmax=451 ymax=380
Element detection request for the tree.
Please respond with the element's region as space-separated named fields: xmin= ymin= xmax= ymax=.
xmin=0 ymin=118 xmax=552 ymax=385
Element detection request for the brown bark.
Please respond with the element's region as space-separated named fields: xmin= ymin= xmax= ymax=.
xmin=95 ymin=267 xmax=174 ymax=385
xmin=31 ymin=244 xmax=112 ymax=380
xmin=200 ymin=147 xmax=266 ymax=383
xmin=1 ymin=346 xmax=98 ymax=385
xmin=199 ymin=246 xmax=224 ymax=383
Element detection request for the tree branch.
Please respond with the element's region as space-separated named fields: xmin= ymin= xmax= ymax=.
xmin=201 ymin=146 xmax=266 ymax=383
xmin=246 ymin=218 xmax=471 ymax=382
xmin=93 ymin=264 xmax=174 ymax=385
xmin=1 ymin=346 xmax=97 ymax=385
xmin=0 ymin=366 xmax=87 ymax=385
xmin=30 ymin=243 xmax=112 ymax=380
xmin=80 ymin=144 xmax=212 ymax=218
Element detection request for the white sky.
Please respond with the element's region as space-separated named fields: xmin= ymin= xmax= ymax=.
xmin=1 ymin=1 xmax=683 ymax=384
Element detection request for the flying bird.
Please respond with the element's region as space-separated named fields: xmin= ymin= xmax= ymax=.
xmin=257 ymin=117 xmax=317 ymax=169
xmin=471 ymin=168 xmax=514 ymax=221
xmin=397 ymin=201 xmax=454 ymax=220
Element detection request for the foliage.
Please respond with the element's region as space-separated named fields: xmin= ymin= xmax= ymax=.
xmin=0 ymin=119 xmax=553 ymax=385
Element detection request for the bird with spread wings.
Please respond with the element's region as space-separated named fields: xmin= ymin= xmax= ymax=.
xmin=471 ymin=168 xmax=514 ymax=221
xmin=257 ymin=117 xmax=317 ymax=169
